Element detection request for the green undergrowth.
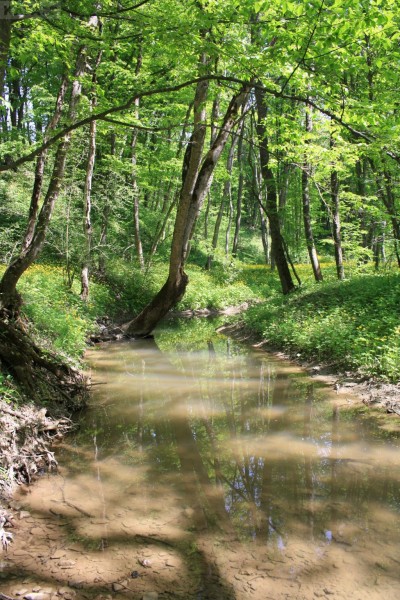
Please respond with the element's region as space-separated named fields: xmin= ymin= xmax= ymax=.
xmin=16 ymin=264 xmax=114 ymax=363
xmin=244 ymin=270 xmax=400 ymax=382
xmin=2 ymin=260 xmax=399 ymax=384
xmin=1 ymin=259 xmax=262 ymax=366
xmin=102 ymin=259 xmax=262 ymax=314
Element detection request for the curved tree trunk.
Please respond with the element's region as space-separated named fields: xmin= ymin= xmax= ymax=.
xmin=0 ymin=48 xmax=86 ymax=313
xmin=125 ymin=84 xmax=250 ymax=336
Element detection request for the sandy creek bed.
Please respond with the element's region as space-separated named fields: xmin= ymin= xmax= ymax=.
xmin=1 ymin=324 xmax=400 ymax=600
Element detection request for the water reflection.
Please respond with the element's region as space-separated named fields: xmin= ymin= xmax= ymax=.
xmin=14 ymin=321 xmax=400 ymax=598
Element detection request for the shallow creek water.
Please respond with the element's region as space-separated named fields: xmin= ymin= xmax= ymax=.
xmin=2 ymin=320 xmax=400 ymax=600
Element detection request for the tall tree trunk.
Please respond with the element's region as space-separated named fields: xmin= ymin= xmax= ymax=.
xmin=302 ymin=104 xmax=323 ymax=282
xmin=125 ymin=83 xmax=250 ymax=336
xmin=131 ymin=48 xmax=144 ymax=269
xmin=225 ymin=183 xmax=233 ymax=257
xmin=205 ymin=193 xmax=224 ymax=270
xmin=254 ymin=87 xmax=296 ymax=294
xmin=81 ymin=31 xmax=102 ymax=300
xmin=0 ymin=1 xmax=12 ymax=101
xmin=330 ymin=136 xmax=345 ymax=280
xmin=232 ymin=123 xmax=244 ymax=256
xmin=80 ymin=118 xmax=97 ymax=300
xmin=98 ymin=132 xmax=115 ymax=275
xmin=0 ymin=48 xmax=86 ymax=313
xmin=206 ymin=133 xmax=238 ymax=268
xmin=131 ymin=120 xmax=144 ymax=268
xmin=21 ymin=74 xmax=69 ymax=253
xmin=259 ymin=203 xmax=270 ymax=264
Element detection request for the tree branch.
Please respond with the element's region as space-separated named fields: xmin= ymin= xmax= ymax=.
xmin=1 ymin=73 xmax=398 ymax=172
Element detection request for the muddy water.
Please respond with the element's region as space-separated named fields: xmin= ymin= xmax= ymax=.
xmin=2 ymin=320 xmax=400 ymax=600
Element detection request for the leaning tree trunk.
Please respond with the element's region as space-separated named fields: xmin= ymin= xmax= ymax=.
xmin=302 ymin=104 xmax=323 ymax=282
xmin=0 ymin=47 xmax=88 ymax=404
xmin=254 ymin=86 xmax=296 ymax=294
xmin=125 ymin=84 xmax=250 ymax=336
xmin=0 ymin=49 xmax=86 ymax=313
xmin=21 ymin=75 xmax=69 ymax=253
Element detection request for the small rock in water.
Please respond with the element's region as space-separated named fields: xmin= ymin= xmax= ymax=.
xmin=57 ymin=587 xmax=72 ymax=596
xmin=142 ymin=593 xmax=158 ymax=600
xmin=14 ymin=589 xmax=29 ymax=597
xmin=131 ymin=571 xmax=140 ymax=579
xmin=138 ymin=558 xmax=152 ymax=568
xmin=23 ymin=594 xmax=47 ymax=600
xmin=67 ymin=580 xmax=84 ymax=589
xmin=58 ymin=560 xmax=76 ymax=568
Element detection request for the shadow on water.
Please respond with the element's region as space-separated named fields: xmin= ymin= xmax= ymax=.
xmin=3 ymin=318 xmax=400 ymax=599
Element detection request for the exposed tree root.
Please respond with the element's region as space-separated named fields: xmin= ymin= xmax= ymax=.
xmin=0 ymin=398 xmax=73 ymax=500
xmin=0 ymin=315 xmax=88 ymax=518
xmin=0 ymin=316 xmax=87 ymax=410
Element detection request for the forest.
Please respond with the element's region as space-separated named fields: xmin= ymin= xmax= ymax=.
xmin=1 ymin=2 xmax=400 ymax=598
xmin=1 ymin=0 xmax=399 ymax=383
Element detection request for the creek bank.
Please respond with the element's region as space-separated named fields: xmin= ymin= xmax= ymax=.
xmin=0 ymin=398 xmax=74 ymax=541
xmin=88 ymin=303 xmax=252 ymax=344
xmin=90 ymin=311 xmax=400 ymax=421
xmin=216 ymin=320 xmax=400 ymax=423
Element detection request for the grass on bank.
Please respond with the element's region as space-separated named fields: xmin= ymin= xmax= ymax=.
xmin=1 ymin=259 xmax=399 ymax=385
xmin=243 ymin=265 xmax=400 ymax=382
xmin=1 ymin=260 xmax=260 ymax=367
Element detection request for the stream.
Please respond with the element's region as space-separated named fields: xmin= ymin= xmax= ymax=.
xmin=2 ymin=318 xmax=400 ymax=600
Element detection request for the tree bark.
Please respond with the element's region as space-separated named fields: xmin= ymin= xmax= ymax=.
xmin=330 ymin=135 xmax=345 ymax=280
xmin=80 ymin=118 xmax=97 ymax=300
xmin=131 ymin=48 xmax=144 ymax=269
xmin=125 ymin=83 xmax=250 ymax=336
xmin=302 ymin=104 xmax=323 ymax=281
xmin=21 ymin=74 xmax=69 ymax=253
xmin=255 ymin=86 xmax=296 ymax=294
xmin=0 ymin=49 xmax=86 ymax=313
xmin=232 ymin=122 xmax=245 ymax=256
xmin=206 ymin=132 xmax=238 ymax=268
xmin=0 ymin=1 xmax=12 ymax=101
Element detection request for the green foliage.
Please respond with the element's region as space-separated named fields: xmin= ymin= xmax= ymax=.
xmin=178 ymin=263 xmax=261 ymax=310
xmin=14 ymin=265 xmax=114 ymax=362
xmin=245 ymin=270 xmax=400 ymax=382
xmin=0 ymin=372 xmax=20 ymax=405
